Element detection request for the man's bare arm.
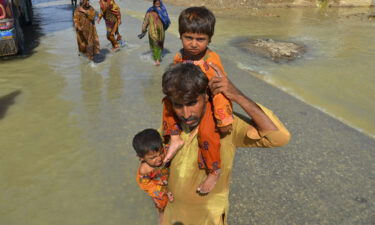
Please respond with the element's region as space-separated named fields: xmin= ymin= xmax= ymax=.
xmin=208 ymin=63 xmax=278 ymax=133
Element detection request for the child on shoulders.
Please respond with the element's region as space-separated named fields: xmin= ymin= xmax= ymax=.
xmin=162 ymin=6 xmax=234 ymax=194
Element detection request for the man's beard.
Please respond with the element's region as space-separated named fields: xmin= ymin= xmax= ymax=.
xmin=178 ymin=116 xmax=200 ymax=130
xmin=176 ymin=103 xmax=206 ymax=131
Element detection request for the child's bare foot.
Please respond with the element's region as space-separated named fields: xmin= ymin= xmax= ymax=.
xmin=163 ymin=135 xmax=184 ymax=164
xmin=112 ymin=45 xmax=120 ymax=52
xmin=167 ymin=191 xmax=174 ymax=202
xmin=197 ymin=170 xmax=220 ymax=194
xmin=154 ymin=60 xmax=161 ymax=66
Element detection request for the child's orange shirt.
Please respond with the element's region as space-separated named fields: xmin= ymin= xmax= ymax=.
xmin=173 ymin=49 xmax=233 ymax=127
xmin=136 ymin=165 xmax=169 ymax=210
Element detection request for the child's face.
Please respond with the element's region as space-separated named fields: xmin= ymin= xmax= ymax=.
xmin=141 ymin=148 xmax=165 ymax=167
xmin=181 ymin=32 xmax=210 ymax=57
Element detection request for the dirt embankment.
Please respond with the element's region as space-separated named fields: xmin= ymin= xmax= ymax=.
xmin=162 ymin=0 xmax=374 ymax=9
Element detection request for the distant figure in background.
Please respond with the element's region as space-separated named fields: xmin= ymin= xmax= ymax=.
xmin=138 ymin=0 xmax=170 ymax=66
xmin=73 ymin=0 xmax=100 ymax=61
xmin=97 ymin=0 xmax=123 ymax=51
xmin=71 ymin=0 xmax=77 ymax=7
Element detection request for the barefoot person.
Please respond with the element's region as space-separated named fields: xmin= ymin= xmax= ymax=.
xmin=161 ymin=7 xmax=234 ymax=194
xmin=138 ymin=0 xmax=170 ymax=66
xmin=133 ymin=129 xmax=174 ymax=225
xmin=161 ymin=63 xmax=290 ymax=224
xmin=73 ymin=0 xmax=100 ymax=61
xmin=97 ymin=0 xmax=123 ymax=51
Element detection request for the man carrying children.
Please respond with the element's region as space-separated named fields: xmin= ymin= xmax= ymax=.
xmin=160 ymin=62 xmax=290 ymax=224
xmin=130 ymin=5 xmax=290 ymax=224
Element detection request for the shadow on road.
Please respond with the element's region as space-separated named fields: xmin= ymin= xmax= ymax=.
xmin=0 ymin=90 xmax=21 ymax=120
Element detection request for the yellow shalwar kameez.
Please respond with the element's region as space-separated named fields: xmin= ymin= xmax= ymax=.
xmin=162 ymin=104 xmax=291 ymax=225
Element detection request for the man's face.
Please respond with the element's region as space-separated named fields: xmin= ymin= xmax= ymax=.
xmin=171 ymin=94 xmax=208 ymax=130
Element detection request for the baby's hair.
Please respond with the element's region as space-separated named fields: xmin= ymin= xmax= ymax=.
xmin=132 ymin=129 xmax=163 ymax=158
xmin=178 ymin=6 xmax=216 ymax=40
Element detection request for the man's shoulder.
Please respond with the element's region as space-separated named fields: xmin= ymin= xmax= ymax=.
xmin=231 ymin=114 xmax=252 ymax=135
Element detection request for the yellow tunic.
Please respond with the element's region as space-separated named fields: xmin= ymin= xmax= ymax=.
xmin=162 ymin=104 xmax=290 ymax=225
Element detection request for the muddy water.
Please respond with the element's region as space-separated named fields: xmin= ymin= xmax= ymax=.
xmin=0 ymin=0 xmax=169 ymax=224
xmin=210 ymin=7 xmax=375 ymax=138
xmin=0 ymin=0 xmax=374 ymax=224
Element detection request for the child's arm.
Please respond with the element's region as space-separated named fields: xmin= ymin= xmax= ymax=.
xmin=97 ymin=2 xmax=104 ymax=23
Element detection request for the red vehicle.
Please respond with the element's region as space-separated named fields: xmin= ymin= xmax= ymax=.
xmin=0 ymin=0 xmax=32 ymax=56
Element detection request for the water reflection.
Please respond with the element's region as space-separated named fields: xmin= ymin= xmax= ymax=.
xmin=80 ymin=63 xmax=104 ymax=128
xmin=106 ymin=55 xmax=124 ymax=101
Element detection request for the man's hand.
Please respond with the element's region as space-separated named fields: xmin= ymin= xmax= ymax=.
xmin=209 ymin=62 xmax=279 ymax=133
xmin=208 ymin=62 xmax=243 ymax=103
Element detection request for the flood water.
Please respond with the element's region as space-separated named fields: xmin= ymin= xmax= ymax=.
xmin=211 ymin=6 xmax=375 ymax=138
xmin=0 ymin=0 xmax=374 ymax=224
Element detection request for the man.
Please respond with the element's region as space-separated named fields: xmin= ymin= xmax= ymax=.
xmin=161 ymin=63 xmax=290 ymax=225
xmin=73 ymin=0 xmax=100 ymax=61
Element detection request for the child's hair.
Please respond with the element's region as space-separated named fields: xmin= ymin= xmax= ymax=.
xmin=178 ymin=6 xmax=216 ymax=40
xmin=132 ymin=129 xmax=163 ymax=158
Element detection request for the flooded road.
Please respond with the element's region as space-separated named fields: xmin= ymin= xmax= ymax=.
xmin=0 ymin=0 xmax=374 ymax=224
xmin=0 ymin=0 xmax=173 ymax=224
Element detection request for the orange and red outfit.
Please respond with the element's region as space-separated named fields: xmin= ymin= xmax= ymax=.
xmin=136 ymin=164 xmax=169 ymax=210
xmin=162 ymin=48 xmax=234 ymax=172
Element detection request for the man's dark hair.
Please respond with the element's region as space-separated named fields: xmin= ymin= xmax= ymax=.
xmin=132 ymin=129 xmax=163 ymax=158
xmin=178 ymin=6 xmax=216 ymax=40
xmin=162 ymin=63 xmax=209 ymax=103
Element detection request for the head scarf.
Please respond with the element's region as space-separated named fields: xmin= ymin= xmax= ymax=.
xmin=147 ymin=0 xmax=170 ymax=30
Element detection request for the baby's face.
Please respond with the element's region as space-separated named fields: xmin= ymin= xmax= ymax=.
xmin=142 ymin=148 xmax=165 ymax=167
